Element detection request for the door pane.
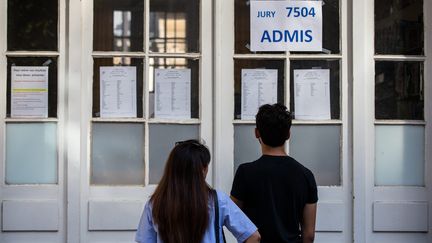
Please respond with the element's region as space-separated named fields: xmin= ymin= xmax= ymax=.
xmin=93 ymin=0 xmax=144 ymax=52
xmin=289 ymin=125 xmax=341 ymax=186
xmin=7 ymin=0 xmax=58 ymax=51
xmin=375 ymin=0 xmax=424 ymax=55
xmin=290 ymin=60 xmax=340 ymax=120
xmin=375 ymin=61 xmax=423 ymax=120
xmin=375 ymin=125 xmax=424 ymax=186
xmin=235 ymin=0 xmax=340 ymax=54
xmin=6 ymin=123 xmax=57 ymax=184
xmin=234 ymin=0 xmax=282 ymax=54
xmin=7 ymin=57 xmax=58 ymax=118
xmin=234 ymin=59 xmax=285 ymax=119
xmin=150 ymin=0 xmax=200 ymax=53
xmin=234 ymin=125 xmax=261 ymax=172
xmin=149 ymin=124 xmax=199 ymax=184
xmin=93 ymin=57 xmax=144 ymax=118
xmin=291 ymin=0 xmax=340 ymax=54
xmin=91 ymin=123 xmax=145 ymax=185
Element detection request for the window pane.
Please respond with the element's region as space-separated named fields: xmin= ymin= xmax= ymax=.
xmin=91 ymin=123 xmax=144 ymax=185
xmin=234 ymin=59 xmax=285 ymax=119
xmin=7 ymin=0 xmax=58 ymax=51
xmin=234 ymin=0 xmax=282 ymax=54
xmin=149 ymin=124 xmax=200 ymax=184
xmin=93 ymin=58 xmax=143 ymax=118
xmin=375 ymin=125 xmax=424 ymax=186
xmin=235 ymin=0 xmax=340 ymax=54
xmin=7 ymin=57 xmax=58 ymax=118
xmin=291 ymin=0 xmax=340 ymax=54
xmin=375 ymin=0 xmax=423 ymax=55
xmin=94 ymin=0 xmax=144 ymax=52
xmin=6 ymin=123 xmax=57 ymax=184
xmin=375 ymin=61 xmax=423 ymax=120
xmin=234 ymin=125 xmax=261 ymax=172
xmin=149 ymin=58 xmax=199 ymax=119
xmin=290 ymin=60 xmax=340 ymax=119
xmin=289 ymin=125 xmax=341 ymax=186
xmin=150 ymin=0 xmax=199 ymax=53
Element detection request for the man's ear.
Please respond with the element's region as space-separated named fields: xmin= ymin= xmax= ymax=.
xmin=255 ymin=128 xmax=260 ymax=138
xmin=287 ymin=130 xmax=291 ymax=140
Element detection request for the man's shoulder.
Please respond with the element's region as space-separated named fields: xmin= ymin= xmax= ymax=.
xmin=237 ymin=156 xmax=315 ymax=178
xmin=273 ymin=156 xmax=317 ymax=183
xmin=295 ymin=160 xmax=315 ymax=176
xmin=237 ymin=161 xmax=255 ymax=169
xmin=284 ymin=156 xmax=312 ymax=171
xmin=239 ymin=155 xmax=299 ymax=168
xmin=236 ymin=158 xmax=262 ymax=171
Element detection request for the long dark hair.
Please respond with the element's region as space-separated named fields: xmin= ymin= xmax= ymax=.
xmin=150 ymin=139 xmax=211 ymax=243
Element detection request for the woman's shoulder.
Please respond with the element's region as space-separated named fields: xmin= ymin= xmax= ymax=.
xmin=213 ymin=189 xmax=232 ymax=206
xmin=213 ymin=189 xmax=227 ymax=198
xmin=144 ymin=200 xmax=153 ymax=213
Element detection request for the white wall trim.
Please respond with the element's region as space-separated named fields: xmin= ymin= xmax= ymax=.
xmin=352 ymin=0 xmax=374 ymax=241
xmin=66 ymin=0 xmax=82 ymax=241
xmin=213 ymin=0 xmax=235 ymax=193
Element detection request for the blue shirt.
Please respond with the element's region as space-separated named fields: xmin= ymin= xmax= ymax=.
xmin=135 ymin=190 xmax=257 ymax=243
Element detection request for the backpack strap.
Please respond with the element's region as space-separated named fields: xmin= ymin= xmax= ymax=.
xmin=213 ymin=189 xmax=221 ymax=243
xmin=213 ymin=189 xmax=226 ymax=243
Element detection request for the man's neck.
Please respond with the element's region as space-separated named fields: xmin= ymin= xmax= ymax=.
xmin=261 ymin=144 xmax=287 ymax=156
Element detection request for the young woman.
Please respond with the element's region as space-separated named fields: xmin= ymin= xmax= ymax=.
xmin=135 ymin=140 xmax=261 ymax=243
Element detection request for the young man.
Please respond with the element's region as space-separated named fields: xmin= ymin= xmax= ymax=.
xmin=231 ymin=103 xmax=318 ymax=243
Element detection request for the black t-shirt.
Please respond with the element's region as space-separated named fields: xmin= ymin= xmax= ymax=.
xmin=231 ymin=155 xmax=318 ymax=243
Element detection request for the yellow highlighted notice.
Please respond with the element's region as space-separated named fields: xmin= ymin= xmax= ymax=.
xmin=11 ymin=66 xmax=49 ymax=118
xmin=13 ymin=88 xmax=48 ymax=92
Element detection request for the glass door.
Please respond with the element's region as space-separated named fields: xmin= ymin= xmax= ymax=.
xmin=353 ymin=0 xmax=432 ymax=242
xmin=0 ymin=0 xmax=66 ymax=242
xmin=77 ymin=0 xmax=213 ymax=242
xmin=214 ymin=0 xmax=352 ymax=242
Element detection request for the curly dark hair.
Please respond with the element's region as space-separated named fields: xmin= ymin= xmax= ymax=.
xmin=256 ymin=103 xmax=292 ymax=147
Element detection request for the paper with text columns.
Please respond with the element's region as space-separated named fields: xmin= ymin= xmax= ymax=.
xmin=294 ymin=69 xmax=330 ymax=120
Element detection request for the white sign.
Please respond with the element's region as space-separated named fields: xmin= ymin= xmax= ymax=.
xmin=294 ymin=69 xmax=330 ymax=120
xmin=241 ymin=69 xmax=278 ymax=120
xmin=100 ymin=66 xmax=137 ymax=118
xmin=155 ymin=69 xmax=191 ymax=119
xmin=11 ymin=66 xmax=48 ymax=118
xmin=250 ymin=0 xmax=322 ymax=52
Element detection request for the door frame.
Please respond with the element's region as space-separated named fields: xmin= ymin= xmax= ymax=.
xmin=66 ymin=0 xmax=82 ymax=242
xmin=66 ymin=0 xmax=214 ymax=241
xmin=352 ymin=0 xmax=432 ymax=242
xmin=0 ymin=0 xmax=67 ymax=242
xmin=213 ymin=0 xmax=353 ymax=242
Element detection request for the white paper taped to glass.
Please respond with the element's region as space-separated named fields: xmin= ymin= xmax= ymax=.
xmin=154 ymin=69 xmax=191 ymax=120
xmin=241 ymin=69 xmax=278 ymax=120
xmin=11 ymin=66 xmax=49 ymax=118
xmin=250 ymin=0 xmax=322 ymax=52
xmin=294 ymin=69 xmax=330 ymax=120
xmin=100 ymin=66 xmax=137 ymax=118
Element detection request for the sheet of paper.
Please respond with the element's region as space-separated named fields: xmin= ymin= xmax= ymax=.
xmin=250 ymin=0 xmax=323 ymax=52
xmin=100 ymin=66 xmax=137 ymax=118
xmin=11 ymin=66 xmax=48 ymax=118
xmin=294 ymin=69 xmax=330 ymax=120
xmin=241 ymin=69 xmax=278 ymax=120
xmin=154 ymin=69 xmax=191 ymax=119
